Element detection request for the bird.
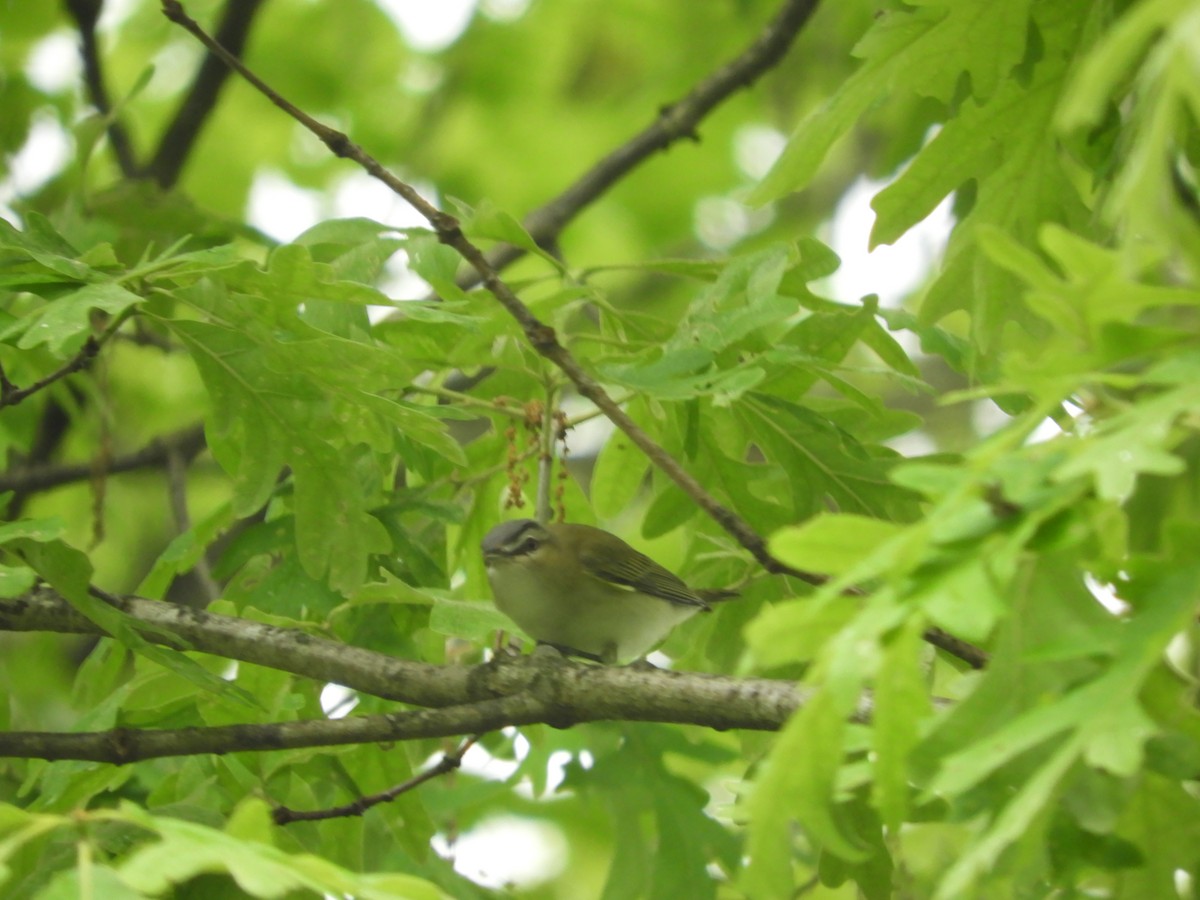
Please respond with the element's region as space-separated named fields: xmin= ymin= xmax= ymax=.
xmin=481 ymin=518 xmax=729 ymax=664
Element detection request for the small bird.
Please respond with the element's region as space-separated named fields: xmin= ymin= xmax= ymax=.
xmin=481 ymin=518 xmax=725 ymax=664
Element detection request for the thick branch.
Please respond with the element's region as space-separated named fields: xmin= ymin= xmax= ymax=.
xmin=2 ymin=588 xmax=469 ymax=708
xmin=0 ymin=424 xmax=206 ymax=494
xmin=1 ymin=589 xmax=823 ymax=761
xmin=147 ymin=0 xmax=267 ymax=187
xmin=0 ymin=696 xmax=542 ymax=764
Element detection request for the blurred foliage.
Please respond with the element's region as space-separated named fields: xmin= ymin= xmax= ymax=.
xmin=2 ymin=0 xmax=1200 ymax=897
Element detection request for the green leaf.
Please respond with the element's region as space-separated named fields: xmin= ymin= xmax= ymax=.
xmin=0 ymin=563 xmax=37 ymax=598
xmin=461 ymin=198 xmax=564 ymax=272
xmin=743 ymin=673 xmax=870 ymax=898
xmin=1056 ymin=0 xmax=1183 ymax=132
xmin=14 ymin=282 xmax=142 ymax=355
xmin=293 ymin=450 xmax=391 ymax=594
xmin=1053 ymin=384 xmax=1199 ymax=501
xmin=137 ymin=501 xmax=235 ymax=600
xmin=407 ymin=233 xmax=469 ymax=303
xmin=0 ymin=213 xmax=92 ymax=280
xmin=293 ymin=216 xmax=405 ymax=247
xmin=934 ymin=734 xmax=1080 ymax=899
xmin=751 ymin=0 xmax=1035 ymax=206
xmin=590 ymin=433 xmax=649 ymax=519
xmin=113 ymin=800 xmax=445 ymax=899
xmin=428 ymin=598 xmax=511 ymax=641
xmin=357 ymin=395 xmax=467 ymax=465
xmin=873 ymin=618 xmax=930 ymax=830
xmin=1112 ymin=774 xmax=1200 ymax=899
xmin=224 ymin=243 xmax=395 ymax=309
xmin=743 ymin=595 xmax=856 ymax=668
xmin=769 ymin=514 xmax=903 ymax=577
xmin=0 ymin=517 xmax=65 ymax=545
xmin=172 ymin=320 xmax=290 ymax=514
xmin=15 ymin=538 xmax=260 ymax=709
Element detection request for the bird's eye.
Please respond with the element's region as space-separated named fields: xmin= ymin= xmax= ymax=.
xmin=517 ymin=537 xmax=539 ymax=554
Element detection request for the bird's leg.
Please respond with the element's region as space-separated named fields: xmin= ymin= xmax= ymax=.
xmin=535 ymin=641 xmax=604 ymax=663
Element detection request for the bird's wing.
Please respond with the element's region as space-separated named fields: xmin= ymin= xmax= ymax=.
xmin=580 ymin=543 xmax=710 ymax=609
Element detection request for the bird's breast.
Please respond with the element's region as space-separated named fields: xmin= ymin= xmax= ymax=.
xmin=487 ymin=563 xmax=700 ymax=662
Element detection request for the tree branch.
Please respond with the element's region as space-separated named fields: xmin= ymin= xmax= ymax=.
xmin=155 ymin=1 xmax=815 ymax=577
xmin=471 ymin=0 xmax=822 ymax=284
xmin=0 ymin=424 xmax=207 ymax=494
xmin=271 ymin=735 xmax=480 ymax=824
xmin=0 ymin=337 xmax=99 ymax=409
xmin=0 ymin=696 xmax=541 ymax=764
xmin=63 ymin=0 xmax=139 ymax=177
xmin=0 ymin=589 xmax=836 ymax=762
xmin=147 ymin=0 xmax=267 ymax=187
xmin=157 ymin=0 xmax=989 ymax=671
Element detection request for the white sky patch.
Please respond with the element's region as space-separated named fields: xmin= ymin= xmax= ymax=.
xmin=558 ymin=396 xmax=614 ymax=459
xmin=332 ymin=171 xmax=441 ymax=300
xmin=0 ymin=113 xmax=73 ymax=221
xmin=25 ymin=32 xmax=81 ymax=94
xmin=457 ymin=735 xmax=522 ymax=783
xmin=247 ymin=170 xmax=322 ymax=241
xmin=544 ymin=749 xmax=576 ymax=793
xmin=1085 ymin=573 xmax=1129 ymax=616
xmin=97 ymin=0 xmax=141 ymax=33
xmin=435 ymin=816 xmax=568 ymax=889
xmin=1025 ymin=414 xmax=1066 ymax=445
xmin=376 ymin=0 xmax=477 ymax=52
xmin=454 ymin=733 xmax=590 ymax=798
xmin=827 ymin=176 xmax=953 ymax=308
xmin=886 ymin=429 xmax=937 ymax=458
xmin=970 ymin=399 xmax=1012 ymax=438
xmin=320 ymin=683 xmax=359 ymax=718
xmin=332 ymin=170 xmax=430 ymax=229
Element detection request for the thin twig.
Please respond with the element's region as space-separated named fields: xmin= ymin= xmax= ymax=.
xmin=565 ymin=394 xmax=634 ymax=428
xmin=0 ymin=424 xmax=207 ymax=493
xmin=407 ymin=384 xmax=528 ymax=419
xmin=147 ymin=0 xmax=267 ymax=187
xmin=924 ymin=627 xmax=988 ymax=669
xmin=272 ymin=735 xmax=481 ymax=824
xmin=0 ymin=361 xmax=15 ymax=398
xmin=88 ymin=348 xmax=113 ymax=547
xmin=464 ymin=0 xmax=823 ymax=286
xmin=536 ymin=382 xmax=557 ymax=524
xmin=64 ymin=0 xmax=138 ymax=177
xmin=166 ymin=445 xmax=221 ymax=602
xmin=0 ymin=337 xmax=100 ymax=408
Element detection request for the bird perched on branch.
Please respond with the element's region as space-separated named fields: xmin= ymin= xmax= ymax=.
xmin=482 ymin=519 xmax=733 ymax=664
